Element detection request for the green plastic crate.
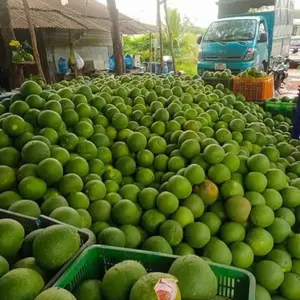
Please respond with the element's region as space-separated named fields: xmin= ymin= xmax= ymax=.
xmin=0 ymin=209 xmax=96 ymax=290
xmin=265 ymin=100 xmax=281 ymax=115
xmin=55 ymin=245 xmax=256 ymax=300
xmin=280 ymin=102 xmax=296 ymax=119
xmin=266 ymin=100 xmax=296 ymax=119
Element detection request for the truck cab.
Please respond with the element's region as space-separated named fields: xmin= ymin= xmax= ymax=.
xmin=198 ymin=16 xmax=269 ymax=74
xmin=197 ymin=0 xmax=295 ymax=75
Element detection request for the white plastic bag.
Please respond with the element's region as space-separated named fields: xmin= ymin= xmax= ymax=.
xmin=75 ymin=52 xmax=84 ymax=70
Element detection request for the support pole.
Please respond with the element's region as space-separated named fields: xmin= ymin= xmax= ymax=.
xmin=163 ymin=0 xmax=176 ymax=73
xmin=149 ymin=32 xmax=152 ymax=73
xmin=157 ymin=0 xmax=164 ymax=72
xmin=107 ymin=0 xmax=124 ymax=75
xmin=22 ymin=0 xmax=46 ymax=82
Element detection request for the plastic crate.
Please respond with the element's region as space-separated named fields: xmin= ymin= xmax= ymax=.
xmin=55 ymin=245 xmax=256 ymax=300
xmin=265 ymin=100 xmax=296 ymax=119
xmin=233 ymin=76 xmax=274 ymax=101
xmin=279 ymin=102 xmax=296 ymax=119
xmin=265 ymin=100 xmax=281 ymax=115
xmin=0 ymin=209 xmax=96 ymax=289
xmin=202 ymin=77 xmax=233 ymax=89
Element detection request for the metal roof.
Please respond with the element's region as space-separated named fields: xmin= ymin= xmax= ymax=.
xmin=5 ymin=0 xmax=157 ymax=34
xmin=10 ymin=9 xmax=88 ymax=30
xmin=217 ymin=0 xmax=275 ymax=5
xmin=217 ymin=16 xmax=262 ymax=21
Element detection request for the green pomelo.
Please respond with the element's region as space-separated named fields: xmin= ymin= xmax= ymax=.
xmin=102 ymin=260 xmax=147 ymax=300
xmin=169 ymin=255 xmax=218 ymax=300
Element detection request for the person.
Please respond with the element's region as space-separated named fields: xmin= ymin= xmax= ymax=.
xmin=292 ymin=86 xmax=300 ymax=139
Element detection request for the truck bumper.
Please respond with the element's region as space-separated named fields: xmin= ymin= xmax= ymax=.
xmin=197 ymin=60 xmax=254 ymax=75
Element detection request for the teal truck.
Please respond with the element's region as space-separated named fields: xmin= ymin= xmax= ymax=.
xmin=197 ymin=0 xmax=295 ymax=74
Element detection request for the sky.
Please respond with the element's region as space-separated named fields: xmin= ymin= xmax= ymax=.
xmin=98 ymin=0 xmax=219 ymax=27
xmin=98 ymin=0 xmax=300 ymax=27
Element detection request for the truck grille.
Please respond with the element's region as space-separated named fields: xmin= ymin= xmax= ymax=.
xmin=205 ymin=56 xmax=243 ymax=60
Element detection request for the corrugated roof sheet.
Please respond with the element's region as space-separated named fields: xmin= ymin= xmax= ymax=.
xmin=10 ymin=9 xmax=87 ymax=30
xmin=5 ymin=0 xmax=157 ymax=34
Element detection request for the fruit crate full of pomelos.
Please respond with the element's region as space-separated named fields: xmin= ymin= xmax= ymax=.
xmin=55 ymin=245 xmax=256 ymax=300
xmin=233 ymin=75 xmax=274 ymax=101
xmin=266 ymin=98 xmax=296 ymax=119
xmin=0 ymin=209 xmax=95 ymax=294
xmin=201 ymin=70 xmax=234 ymax=90
xmin=203 ymin=77 xmax=234 ymax=90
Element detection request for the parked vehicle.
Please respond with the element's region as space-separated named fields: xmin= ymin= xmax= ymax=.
xmin=197 ymin=0 xmax=295 ymax=75
xmin=268 ymin=56 xmax=290 ymax=92
xmin=289 ymin=36 xmax=300 ymax=65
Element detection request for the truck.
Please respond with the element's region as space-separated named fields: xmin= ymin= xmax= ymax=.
xmin=197 ymin=0 xmax=295 ymax=75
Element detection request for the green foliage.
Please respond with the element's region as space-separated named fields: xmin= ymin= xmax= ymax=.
xmin=177 ymin=62 xmax=197 ymax=75
xmin=123 ymin=35 xmax=151 ymax=62
xmin=163 ymin=8 xmax=193 ymax=52
xmin=123 ymin=8 xmax=206 ymax=75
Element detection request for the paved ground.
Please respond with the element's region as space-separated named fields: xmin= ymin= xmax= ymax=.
xmin=278 ymin=68 xmax=300 ymax=98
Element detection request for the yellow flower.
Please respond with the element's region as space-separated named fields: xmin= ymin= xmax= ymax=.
xmin=9 ymin=40 xmax=21 ymax=48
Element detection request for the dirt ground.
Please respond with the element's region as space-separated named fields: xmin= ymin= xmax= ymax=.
xmin=279 ymin=68 xmax=300 ymax=98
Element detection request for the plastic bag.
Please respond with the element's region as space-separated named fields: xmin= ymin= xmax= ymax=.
xmin=75 ymin=52 xmax=84 ymax=70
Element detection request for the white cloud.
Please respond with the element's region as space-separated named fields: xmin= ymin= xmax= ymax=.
xmin=98 ymin=0 xmax=218 ymax=27
xmin=99 ymin=0 xmax=300 ymax=27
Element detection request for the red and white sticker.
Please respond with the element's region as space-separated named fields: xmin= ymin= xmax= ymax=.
xmin=154 ymin=278 xmax=178 ymax=300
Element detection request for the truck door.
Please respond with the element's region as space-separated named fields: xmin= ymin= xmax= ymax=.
xmin=256 ymin=20 xmax=269 ymax=70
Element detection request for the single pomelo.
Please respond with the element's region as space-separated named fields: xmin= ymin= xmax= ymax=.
xmin=0 ymin=268 xmax=44 ymax=300
xmin=203 ymin=238 xmax=232 ymax=266
xmin=225 ymin=197 xmax=251 ymax=223
xmin=102 ymin=260 xmax=147 ymax=300
xmin=193 ymin=179 xmax=219 ymax=205
xmin=130 ymin=272 xmax=180 ymax=300
xmin=73 ymin=280 xmax=102 ymax=300
xmin=33 ymin=225 xmax=80 ymax=270
xmin=169 ymin=255 xmax=217 ymax=300
xmin=35 ymin=287 xmax=76 ymax=300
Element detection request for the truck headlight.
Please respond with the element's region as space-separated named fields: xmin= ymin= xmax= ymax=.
xmin=244 ymin=48 xmax=255 ymax=61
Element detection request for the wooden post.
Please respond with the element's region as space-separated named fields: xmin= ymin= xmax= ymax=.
xmin=149 ymin=32 xmax=152 ymax=73
xmin=121 ymin=34 xmax=126 ymax=73
xmin=49 ymin=39 xmax=57 ymax=83
xmin=106 ymin=0 xmax=124 ymax=76
xmin=38 ymin=30 xmax=52 ymax=83
xmin=22 ymin=0 xmax=46 ymax=82
xmin=157 ymin=0 xmax=164 ymax=73
xmin=0 ymin=0 xmax=22 ymax=89
xmin=163 ymin=0 xmax=176 ymax=73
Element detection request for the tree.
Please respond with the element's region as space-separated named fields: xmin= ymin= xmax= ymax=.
xmin=0 ymin=0 xmax=21 ymax=88
xmin=107 ymin=0 xmax=124 ymax=75
xmin=163 ymin=8 xmax=193 ymax=53
xmin=0 ymin=0 xmax=15 ymax=64
xmin=123 ymin=35 xmax=151 ymax=61
xmin=22 ymin=0 xmax=45 ymax=82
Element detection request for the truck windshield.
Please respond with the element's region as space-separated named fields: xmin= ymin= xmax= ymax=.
xmin=204 ymin=19 xmax=257 ymax=42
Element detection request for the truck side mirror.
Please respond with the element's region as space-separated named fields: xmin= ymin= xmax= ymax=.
xmin=197 ymin=36 xmax=203 ymax=45
xmin=259 ymin=33 xmax=268 ymax=43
